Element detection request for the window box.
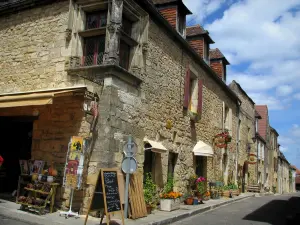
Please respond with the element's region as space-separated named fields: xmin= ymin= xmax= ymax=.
xmin=160 ymin=198 xmax=180 ymax=212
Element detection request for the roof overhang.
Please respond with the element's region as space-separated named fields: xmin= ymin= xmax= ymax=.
xmin=193 ymin=141 xmax=213 ymax=157
xmin=144 ymin=138 xmax=168 ymax=154
xmin=0 ymin=86 xmax=86 ymax=108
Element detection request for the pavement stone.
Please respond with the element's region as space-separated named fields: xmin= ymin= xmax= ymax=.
xmin=0 ymin=193 xmax=254 ymax=225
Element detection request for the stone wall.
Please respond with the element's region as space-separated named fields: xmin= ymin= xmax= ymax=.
xmin=229 ymin=81 xmax=256 ymax=187
xmin=0 ymin=0 xmax=91 ymax=93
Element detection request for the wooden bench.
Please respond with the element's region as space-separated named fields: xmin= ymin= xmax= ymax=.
xmin=247 ymin=184 xmax=260 ymax=193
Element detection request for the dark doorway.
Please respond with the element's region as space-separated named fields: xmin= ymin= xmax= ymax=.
xmin=0 ymin=116 xmax=34 ymax=198
xmin=195 ymin=156 xmax=206 ymax=177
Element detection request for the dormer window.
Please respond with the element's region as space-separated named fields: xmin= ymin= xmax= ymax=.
xmin=177 ymin=10 xmax=186 ymax=37
xmin=203 ymin=42 xmax=209 ymax=65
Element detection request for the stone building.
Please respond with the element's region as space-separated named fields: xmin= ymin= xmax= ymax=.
xmin=255 ymin=105 xmax=271 ymax=191
xmin=256 ymin=131 xmax=266 ymax=187
xmin=277 ymin=151 xmax=290 ymax=194
xmin=0 ymin=0 xmax=241 ymax=213
xmin=229 ymin=80 xmax=258 ymax=191
xmin=269 ymin=127 xmax=279 ymax=192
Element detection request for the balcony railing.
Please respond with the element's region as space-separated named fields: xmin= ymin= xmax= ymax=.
xmin=81 ymin=53 xmax=104 ymax=67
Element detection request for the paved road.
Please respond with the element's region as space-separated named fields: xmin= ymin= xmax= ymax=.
xmin=173 ymin=193 xmax=300 ymax=225
xmin=0 ymin=215 xmax=32 ymax=225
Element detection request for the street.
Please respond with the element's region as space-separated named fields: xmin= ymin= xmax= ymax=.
xmin=0 ymin=215 xmax=30 ymax=225
xmin=173 ymin=193 xmax=300 ymax=225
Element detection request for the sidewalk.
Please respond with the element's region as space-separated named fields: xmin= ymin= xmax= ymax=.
xmin=0 ymin=193 xmax=254 ymax=225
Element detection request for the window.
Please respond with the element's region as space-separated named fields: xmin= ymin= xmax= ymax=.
xmin=143 ymin=144 xmax=155 ymax=182
xmin=86 ymin=11 xmax=107 ymax=30
xmin=255 ymin=118 xmax=258 ymax=133
xmin=258 ymin=141 xmax=261 ymax=160
xmin=189 ymin=76 xmax=198 ymax=113
xmin=177 ymin=10 xmax=186 ymax=36
xmin=119 ymin=40 xmax=130 ymax=70
xmin=195 ymin=156 xmax=205 ymax=177
xmin=82 ymin=36 xmax=105 ymax=66
xmin=122 ymin=17 xmax=132 ymax=36
xmin=203 ymin=42 xmax=209 ymax=65
xmin=168 ymin=152 xmax=178 ymax=177
xmin=237 ymin=119 xmax=241 ymax=142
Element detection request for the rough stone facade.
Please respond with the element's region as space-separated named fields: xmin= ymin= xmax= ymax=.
xmin=229 ymin=81 xmax=256 ymax=189
xmin=0 ymin=0 xmax=240 ymax=214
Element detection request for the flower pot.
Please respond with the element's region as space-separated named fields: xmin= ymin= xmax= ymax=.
xmin=146 ymin=205 xmax=153 ymax=214
xmin=222 ymin=190 xmax=230 ymax=197
xmin=160 ymin=198 xmax=180 ymax=211
xmin=47 ymin=176 xmax=54 ymax=183
xmin=185 ymin=197 xmax=194 ymax=205
xmin=193 ymin=198 xmax=198 ymax=205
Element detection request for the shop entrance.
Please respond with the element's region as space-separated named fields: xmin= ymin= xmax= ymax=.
xmin=0 ymin=116 xmax=34 ymax=200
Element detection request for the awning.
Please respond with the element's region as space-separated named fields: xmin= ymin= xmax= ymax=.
xmin=193 ymin=141 xmax=214 ymax=157
xmin=0 ymin=86 xmax=86 ymax=108
xmin=144 ymin=138 xmax=168 ymax=154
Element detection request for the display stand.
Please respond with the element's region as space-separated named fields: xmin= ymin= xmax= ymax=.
xmin=59 ymin=188 xmax=79 ymax=219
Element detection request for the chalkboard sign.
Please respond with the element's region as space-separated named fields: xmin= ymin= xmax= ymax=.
xmin=89 ymin=174 xmax=104 ymax=211
xmin=102 ymin=171 xmax=121 ymax=213
xmin=85 ymin=168 xmax=124 ymax=225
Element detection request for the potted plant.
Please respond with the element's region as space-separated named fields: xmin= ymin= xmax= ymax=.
xmin=195 ymin=176 xmax=206 ymax=199
xmin=203 ymin=191 xmax=210 ymax=201
xmin=143 ymin=173 xmax=158 ymax=214
xmin=159 ymin=191 xmax=182 ymax=211
xmin=183 ymin=192 xmax=194 ymax=205
xmin=159 ymin=175 xmax=182 ymax=211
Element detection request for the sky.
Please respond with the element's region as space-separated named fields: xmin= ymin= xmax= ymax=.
xmin=183 ymin=0 xmax=300 ymax=168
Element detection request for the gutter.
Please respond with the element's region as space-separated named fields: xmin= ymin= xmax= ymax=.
xmin=138 ymin=0 xmax=241 ymax=105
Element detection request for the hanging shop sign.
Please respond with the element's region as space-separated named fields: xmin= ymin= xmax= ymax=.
xmin=247 ymin=153 xmax=257 ymax=164
xmin=214 ymin=131 xmax=232 ymax=148
xmin=63 ymin=136 xmax=86 ymax=189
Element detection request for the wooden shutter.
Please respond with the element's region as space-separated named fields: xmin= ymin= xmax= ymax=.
xmin=183 ymin=65 xmax=190 ymax=109
xmin=197 ymin=79 xmax=203 ymax=116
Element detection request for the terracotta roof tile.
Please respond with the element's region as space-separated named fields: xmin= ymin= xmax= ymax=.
xmin=210 ymin=48 xmax=229 ymax=65
xmin=186 ymin=25 xmax=207 ymax=36
xmin=255 ymin=105 xmax=268 ymax=140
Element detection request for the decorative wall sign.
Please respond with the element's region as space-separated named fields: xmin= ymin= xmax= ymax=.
xmin=63 ymin=136 xmax=86 ymax=189
xmin=247 ymin=153 xmax=257 ymax=164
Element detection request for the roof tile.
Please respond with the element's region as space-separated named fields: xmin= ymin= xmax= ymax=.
xmin=255 ymin=105 xmax=268 ymax=140
xmin=186 ymin=25 xmax=207 ymax=36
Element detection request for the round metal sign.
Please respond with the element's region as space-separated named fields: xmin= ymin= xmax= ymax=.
xmin=121 ymin=157 xmax=137 ymax=174
xmin=123 ymin=140 xmax=138 ymax=157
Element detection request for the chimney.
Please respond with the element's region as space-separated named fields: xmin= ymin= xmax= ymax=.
xmin=152 ymin=0 xmax=192 ymax=38
xmin=209 ymin=48 xmax=229 ymax=82
xmin=186 ymin=25 xmax=215 ymax=65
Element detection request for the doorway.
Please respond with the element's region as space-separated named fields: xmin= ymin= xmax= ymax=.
xmin=0 ymin=116 xmax=34 ymax=199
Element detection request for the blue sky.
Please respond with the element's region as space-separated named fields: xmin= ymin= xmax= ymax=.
xmin=183 ymin=0 xmax=300 ymax=168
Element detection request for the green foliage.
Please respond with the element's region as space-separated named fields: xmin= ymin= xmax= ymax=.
xmin=223 ymin=183 xmax=238 ymax=190
xmin=289 ymin=170 xmax=293 ymax=182
xmin=143 ymin=173 xmax=158 ymax=205
xmin=162 ymin=174 xmax=174 ymax=194
xmin=197 ymin=181 xmax=206 ymax=194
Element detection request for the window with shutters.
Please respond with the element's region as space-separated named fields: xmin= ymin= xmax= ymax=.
xmin=183 ymin=65 xmax=203 ymax=121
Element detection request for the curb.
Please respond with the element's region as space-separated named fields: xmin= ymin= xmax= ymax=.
xmin=142 ymin=194 xmax=255 ymax=225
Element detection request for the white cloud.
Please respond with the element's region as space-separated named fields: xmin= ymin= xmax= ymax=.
xmin=248 ymin=92 xmax=284 ymax=110
xmin=294 ymin=93 xmax=300 ymax=100
xmin=291 ymin=124 xmax=300 ymax=137
xmin=184 ymin=0 xmax=226 ymax=24
xmin=276 ymin=85 xmax=293 ymax=96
